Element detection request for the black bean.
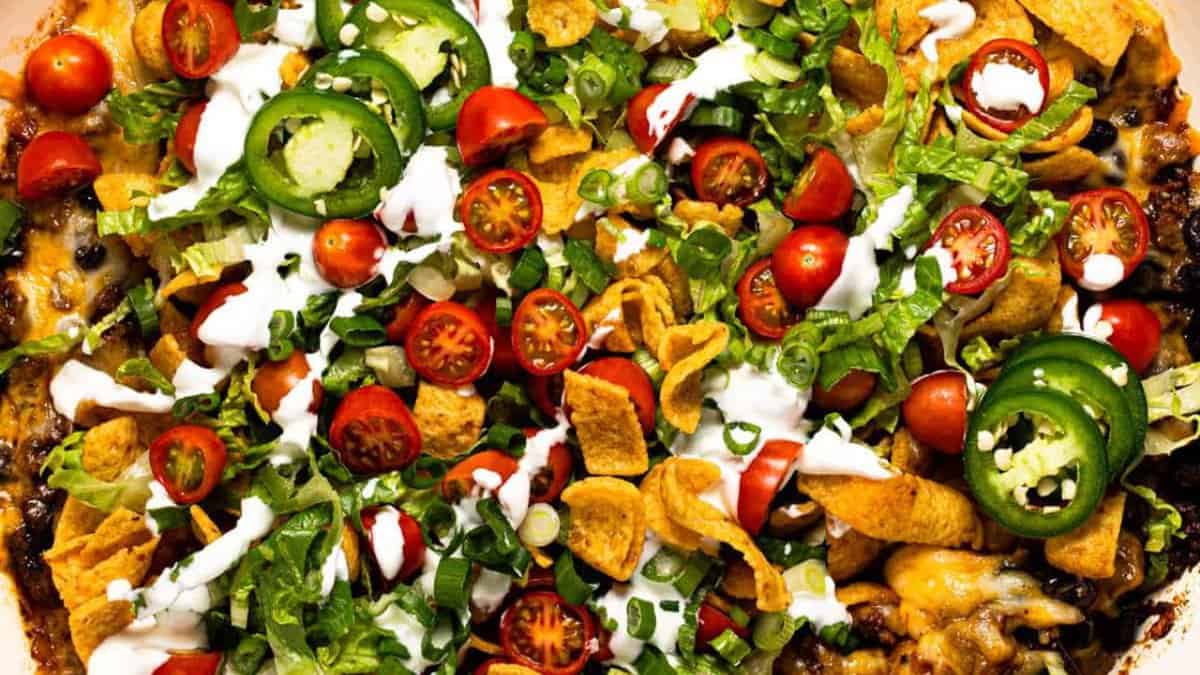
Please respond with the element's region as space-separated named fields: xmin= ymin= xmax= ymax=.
xmin=1185 ymin=210 xmax=1200 ymax=255
xmin=1186 ymin=313 xmax=1200 ymax=360
xmin=1042 ymin=575 xmax=1098 ymax=609
xmin=74 ymin=241 xmax=106 ymax=270
xmin=1080 ymin=119 xmax=1118 ymax=152
xmin=1177 ymin=262 xmax=1200 ymax=295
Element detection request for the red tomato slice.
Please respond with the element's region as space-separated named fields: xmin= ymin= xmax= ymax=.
xmin=782 ymin=147 xmax=854 ymax=222
xmin=475 ymin=293 xmax=521 ymax=378
xmin=812 ymin=369 xmax=877 ymax=412
xmin=501 ymin=591 xmax=594 ymax=675
xmin=512 ymin=289 xmax=586 ymax=376
xmin=737 ymin=439 xmax=802 ymax=536
xmin=153 ymin=652 xmax=222 ymax=675
xmin=626 ymin=83 xmax=693 ymax=154
xmin=528 ymin=373 xmax=565 ymax=418
xmin=174 ymin=101 xmax=207 ymax=174
xmin=17 ymin=131 xmax=101 ymax=201
xmin=149 ymin=425 xmax=228 ymax=505
xmin=25 ymin=33 xmax=113 ymax=115
xmin=405 ymin=301 xmax=494 ymax=386
xmin=456 ymin=86 xmax=548 ymax=166
xmin=252 ymin=349 xmax=321 ymax=414
xmin=385 ymin=293 xmax=431 ymax=344
xmin=696 ymin=603 xmax=751 ymax=648
xmin=442 ymin=450 xmax=520 ymax=500
xmin=770 ymin=225 xmax=849 ymax=309
xmin=190 ymin=282 xmax=247 ymax=343
xmin=961 ymin=38 xmax=1050 ymax=133
xmin=1057 ymin=188 xmax=1150 ymax=290
xmin=578 ymin=357 xmax=656 ymax=433
xmin=163 ymin=0 xmax=241 ymax=79
xmin=901 ymin=370 xmax=968 ymax=455
xmin=525 ymin=428 xmax=573 ymax=503
xmin=736 ymin=258 xmax=797 ymax=340
xmin=690 ymin=137 xmax=769 ymax=206
xmin=928 ymin=205 xmax=1011 ymax=295
xmin=1093 ymin=299 xmax=1162 ymax=374
xmin=460 ymin=169 xmax=543 ymax=253
xmin=313 ymin=218 xmax=388 ymax=288
xmin=361 ymin=506 xmax=426 ymax=581
xmin=329 ymin=385 xmax=422 ymax=474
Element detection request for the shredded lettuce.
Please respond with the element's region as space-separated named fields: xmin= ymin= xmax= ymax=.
xmin=848 ymin=4 xmax=906 ymax=189
xmin=1142 ymin=363 xmax=1200 ymax=455
xmin=174 ymin=222 xmax=266 ymax=278
xmin=1005 ymin=190 xmax=1070 ymax=257
xmin=41 ymin=432 xmax=152 ymax=512
xmin=894 ymin=143 xmax=1029 ymax=205
xmin=0 ymin=328 xmax=82 ymax=375
xmin=992 ymin=81 xmax=1098 ymax=160
xmin=1125 ymin=483 xmax=1184 ymax=553
xmin=106 ymin=79 xmax=199 ymax=144
xmin=98 ymin=164 xmax=269 ymax=236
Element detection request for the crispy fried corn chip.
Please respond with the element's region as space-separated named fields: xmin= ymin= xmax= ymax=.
xmin=963 ymin=247 xmax=1061 ymax=340
xmin=486 ymin=666 xmax=543 ymax=675
xmin=595 ymin=215 xmax=669 ymax=278
xmin=876 ymin=0 xmax=937 ymax=52
xmin=658 ymin=322 xmax=730 ymax=433
xmin=672 ymin=200 xmax=745 ymax=237
xmin=826 ymin=519 xmax=888 ymax=582
xmin=534 ymin=149 xmax=639 ymax=234
xmin=92 ymin=173 xmax=159 ymax=212
xmin=82 ymin=417 xmax=142 ymax=481
xmin=46 ymin=509 xmax=158 ymax=610
xmin=564 ymin=370 xmax=649 ymax=476
xmin=581 ymin=279 xmax=675 ymax=356
xmin=530 ymin=124 xmax=593 ymax=164
xmin=1024 ymin=146 xmax=1104 ymax=186
xmin=414 ymin=382 xmax=486 ymax=459
xmin=640 ymin=462 xmax=703 ymax=551
xmin=1015 ymin=0 xmax=1133 ymax=67
xmin=69 ymin=596 xmax=135 ymax=664
xmin=903 ymin=0 xmax=1034 ymax=82
xmin=528 ymin=0 xmax=596 ymax=48
xmin=190 ymin=505 xmax=222 ymax=545
xmin=562 ymin=477 xmax=646 ymax=580
xmin=1045 ymin=493 xmax=1126 ymax=579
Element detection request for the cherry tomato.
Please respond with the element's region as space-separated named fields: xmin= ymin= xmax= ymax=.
xmin=152 ymin=652 xmax=222 ymax=675
xmin=329 ymin=385 xmax=422 ymax=474
xmin=189 ymin=282 xmax=247 ymax=342
xmin=696 ymin=603 xmax=751 ymax=648
xmin=1057 ymin=188 xmax=1150 ymax=290
xmin=385 ymin=293 xmax=431 ymax=344
xmin=579 ymin=358 xmax=656 ymax=433
xmin=442 ymin=449 xmax=520 ymax=500
xmin=361 ymin=506 xmax=426 ymax=581
xmin=405 ymin=301 xmax=494 ymax=386
xmin=460 ymin=169 xmax=543 ymax=253
xmin=901 ymin=370 xmax=968 ymax=455
xmin=771 ymin=225 xmax=849 ymax=309
xmin=252 ymin=350 xmax=322 ymax=414
xmin=737 ymin=439 xmax=803 ymax=536
xmin=149 ymin=425 xmax=228 ymax=504
xmin=174 ymin=101 xmax=207 ymax=174
xmin=928 ymin=205 xmax=1011 ymax=295
xmin=313 ymin=218 xmax=387 ymax=288
xmin=1092 ymin=299 xmax=1162 ymax=374
xmin=25 ymin=34 xmax=112 ymax=114
xmin=961 ymin=39 xmax=1050 ymax=133
xmin=528 ymin=374 xmax=565 ymax=418
xmin=457 ymin=86 xmax=548 ymax=166
xmin=782 ymin=147 xmax=854 ymax=222
xmin=525 ymin=428 xmax=573 ymax=503
xmin=690 ymin=137 xmax=769 ymax=207
xmin=512 ymin=289 xmax=586 ymax=376
xmin=736 ymin=258 xmax=797 ymax=340
xmin=17 ymin=131 xmax=101 ymax=201
xmin=162 ymin=0 xmax=241 ymax=79
xmin=812 ymin=369 xmax=877 ymax=412
xmin=501 ymin=591 xmax=594 ymax=675
xmin=626 ymin=83 xmax=693 ymax=154
xmin=477 ymin=293 xmax=521 ymax=378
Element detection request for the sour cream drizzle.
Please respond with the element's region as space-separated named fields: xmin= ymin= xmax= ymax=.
xmin=644 ymin=35 xmax=756 ymax=146
xmin=918 ymin=0 xmax=977 ymax=64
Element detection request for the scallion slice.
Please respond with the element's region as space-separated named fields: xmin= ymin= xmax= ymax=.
xmin=723 ymin=421 xmax=762 ymax=455
xmin=709 ymin=628 xmax=752 ymax=665
xmin=672 ymin=553 xmax=715 ymax=597
xmin=495 ymin=295 xmax=514 ymax=327
xmin=751 ymin=611 xmax=799 ymax=651
xmin=626 ymin=162 xmax=668 ymax=205
xmin=433 ymin=557 xmax=471 ymax=609
xmin=646 ymin=56 xmax=696 ymax=83
xmin=554 ymin=551 xmax=594 ymax=604
xmin=578 ymin=168 xmax=616 ymax=206
xmin=127 ymin=279 xmax=159 ymax=337
xmin=267 ymin=309 xmax=296 ymax=361
xmin=627 ymin=597 xmax=657 ymax=640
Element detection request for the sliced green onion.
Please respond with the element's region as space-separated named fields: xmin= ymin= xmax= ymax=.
xmin=420 ymin=500 xmax=464 ymax=553
xmin=626 ymin=162 xmax=668 ymax=205
xmin=711 ymin=15 xmax=733 ymax=38
xmin=127 ymin=280 xmax=159 ymax=337
xmin=495 ymin=295 xmax=514 ymax=327
xmin=632 ymin=348 xmax=664 ymax=387
xmin=752 ymin=612 xmax=799 ymax=651
xmin=554 ymin=551 xmax=594 ymax=604
xmin=783 ymin=559 xmax=829 ymax=595
xmin=641 ymin=548 xmax=687 ymax=582
xmin=723 ymin=421 xmax=762 ymax=455
xmin=769 ymin=12 xmax=802 ymax=40
xmin=729 ymin=0 xmax=774 ymax=26
xmin=646 ymin=56 xmax=696 ymax=83
xmin=687 ymin=104 xmax=744 ymax=131
xmin=576 ymin=58 xmax=617 ymax=106
xmin=627 ymin=597 xmax=657 ymax=640
xmin=267 ymin=309 xmax=296 ymax=361
xmin=563 ymin=239 xmax=611 ymax=294
xmin=818 ymin=621 xmax=861 ymax=653
xmin=519 ymin=502 xmax=561 ymax=548
xmin=510 ymin=247 xmax=547 ymax=291
xmin=115 ymin=357 xmax=175 ymax=395
xmin=709 ymin=628 xmax=752 ymax=665
xmin=676 ymin=228 xmax=732 ymax=280
xmin=401 ymin=455 xmax=449 ymax=490
xmin=330 ymin=315 xmax=386 ymax=347
xmin=477 ymin=498 xmax=520 ymax=556
xmin=172 ymin=392 xmax=220 ymax=417
xmin=744 ymin=28 xmax=799 ymax=59
xmin=672 ymin=553 xmax=715 ymax=597
xmin=578 ymin=168 xmax=616 ymax=206
xmin=632 ymin=647 xmax=676 ymax=675
xmin=659 ymin=599 xmax=680 ymax=612
xmin=509 ymin=31 xmax=536 ymax=69
xmin=754 ymin=52 xmax=803 ymax=83
xmin=727 ymin=604 xmax=751 ymax=628
xmin=433 ymin=557 xmax=471 ymax=610
xmin=646 ymin=229 xmax=668 ymax=249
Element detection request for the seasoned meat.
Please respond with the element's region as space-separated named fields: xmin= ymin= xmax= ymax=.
xmin=6 ymin=485 xmax=64 ymax=607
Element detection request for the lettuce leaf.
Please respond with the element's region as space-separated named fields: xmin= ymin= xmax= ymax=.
xmin=41 ymin=432 xmax=152 ymax=512
xmin=849 ymin=4 xmax=906 ymax=189
xmin=894 ymin=144 xmax=1029 ymax=205
xmin=878 ymin=255 xmax=944 ymax=355
xmin=98 ymin=164 xmax=269 ymax=236
xmin=1125 ymin=483 xmax=1184 ymax=553
xmin=1005 ymin=189 xmax=1069 ymax=257
xmin=1142 ymin=363 xmax=1200 ymax=455
xmin=992 ymin=81 xmax=1097 ymax=160
xmin=106 ymin=79 xmax=199 ymax=144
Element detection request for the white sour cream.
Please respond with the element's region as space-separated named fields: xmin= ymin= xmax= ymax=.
xmin=798 ymin=417 xmax=895 ymax=480
xmin=918 ymin=0 xmax=977 ymax=64
xmin=453 ymin=0 xmax=520 ymax=87
xmin=594 ymin=536 xmax=688 ymax=665
xmin=599 ymin=0 xmax=669 ymax=49
xmin=1078 ymin=253 xmax=1126 ymax=291
xmin=376 ymin=145 xmax=464 ymax=263
xmin=613 ymin=227 xmax=653 ymax=263
xmin=644 ymin=35 xmax=756 ymax=146
xmin=274 ymin=0 xmax=321 ymax=49
xmin=50 ymin=360 xmax=174 ymax=422
xmin=496 ymin=415 xmax=571 ymax=528
xmin=369 ymin=506 xmax=408 ymax=581
xmin=970 ymin=61 xmax=1046 ymax=114
xmin=470 ymin=567 xmax=513 ymax=616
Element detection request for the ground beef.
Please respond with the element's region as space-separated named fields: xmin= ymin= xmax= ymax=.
xmin=6 ymin=485 xmax=64 ymax=607
xmin=0 ymin=278 xmax=26 ymax=349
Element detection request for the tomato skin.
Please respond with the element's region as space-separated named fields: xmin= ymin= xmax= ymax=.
xmin=812 ymin=369 xmax=877 ymax=412
xmin=512 ymin=289 xmax=586 ymax=376
xmin=329 ymin=385 xmax=422 ymax=474
xmin=500 ymin=591 xmax=594 ymax=675
xmin=152 ymin=652 xmax=222 ymax=675
xmin=460 ymin=169 xmax=543 ymax=253
xmin=361 ymin=506 xmax=426 ymax=581
xmin=738 ymin=440 xmax=803 ymax=536
xmin=696 ymin=604 xmax=751 ymax=648
xmin=385 ymin=293 xmax=431 ymax=344
xmin=782 ymin=148 xmax=854 ymax=222
xmin=928 ymin=205 xmax=1011 ymax=295
xmin=736 ymin=258 xmax=797 ymax=340
xmin=1057 ymin=188 xmax=1150 ymax=290
xmin=627 ymin=84 xmax=693 ymax=153
xmin=17 ymin=131 xmax=101 ymax=201
xmin=174 ymin=101 xmax=206 ymax=174
xmin=901 ymin=370 xmax=968 ymax=455
xmin=456 ymin=87 xmax=548 ymax=166
xmin=579 ymin=358 xmax=656 ymax=433
xmin=771 ymin=225 xmax=849 ymax=309
xmin=252 ymin=350 xmax=321 ymax=414
xmin=313 ymin=219 xmax=388 ymax=288
xmin=1094 ymin=299 xmax=1162 ymax=374
xmin=162 ymin=0 xmax=241 ymax=79
xmin=961 ymin=39 xmax=1050 ymax=133
xmin=405 ymin=301 xmax=494 ymax=386
xmin=525 ymin=428 xmax=573 ymax=503
xmin=528 ymin=373 xmax=564 ymax=418
xmin=690 ymin=137 xmax=769 ymax=207
xmin=442 ymin=450 xmax=520 ymax=500
xmin=189 ymin=282 xmax=247 ymax=343
xmin=25 ymin=34 xmax=113 ymax=114
xmin=476 ymin=294 xmax=521 ymax=379
xmin=149 ymin=425 xmax=228 ymax=505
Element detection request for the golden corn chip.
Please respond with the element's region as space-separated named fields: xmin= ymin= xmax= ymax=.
xmin=530 ymin=124 xmax=593 ymax=164
xmin=640 ymin=463 xmax=703 ymax=551
xmin=721 ymin=559 xmax=758 ymax=600
xmin=658 ymin=322 xmax=730 ymax=433
xmin=835 ymin=581 xmax=899 ymax=608
xmin=55 ymin=497 xmax=108 ymax=543
xmin=846 ymin=106 xmax=885 ymax=137
xmin=595 ymin=215 xmax=669 ymax=278
xmin=92 ymin=173 xmax=159 ymax=212
xmin=82 ymin=416 xmax=142 ymax=481
xmin=563 ymin=370 xmax=649 ymax=476
xmin=46 ymin=509 xmax=157 ymax=610
xmin=69 ymin=596 xmax=135 ymax=664
xmin=963 ymin=248 xmax=1061 ymax=341
xmin=528 ymin=0 xmax=596 ymax=48
xmin=887 ymin=429 xmax=933 ymax=477
xmin=826 ymin=520 xmax=887 ymax=582
xmin=649 ymin=256 xmax=692 ymax=318
xmin=535 ymin=149 xmax=639 ymax=234
xmin=1025 ymin=146 xmax=1104 ymax=186
xmin=159 ymin=271 xmax=222 ymax=302
xmin=564 ymin=148 xmax=642 ymax=225
xmin=1015 ymin=0 xmax=1133 ymax=67
xmin=876 ymin=0 xmax=937 ymax=53
xmin=190 ymin=505 xmax=222 ymax=545
xmin=915 ymin=0 xmax=1034 ymax=80
xmin=826 ymin=44 xmax=887 ymax=108
xmin=672 ymin=200 xmax=745 ymax=237
xmin=413 ymin=382 xmax=486 ymax=459
xmin=561 ymin=477 xmax=646 ymax=581
xmin=963 ymin=106 xmax=1094 ymax=155
xmin=149 ymin=333 xmax=188 ymax=379
xmin=1045 ymin=493 xmax=1126 ymax=579
xmin=486 ymin=666 xmax=543 ymax=675
xmin=581 ymin=279 xmax=676 ymax=356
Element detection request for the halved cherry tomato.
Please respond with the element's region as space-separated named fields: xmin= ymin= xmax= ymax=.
xmin=17 ymin=131 xmax=101 ymax=201
xmin=812 ymin=369 xmax=877 ymax=411
xmin=501 ymin=591 xmax=594 ymax=675
xmin=525 ymin=428 xmax=573 ymax=503
xmin=928 ymin=205 xmax=1011 ymax=295
xmin=771 ymin=225 xmax=849 ymax=309
xmin=162 ymin=0 xmax=241 ymax=79
xmin=313 ymin=218 xmax=387 ymax=288
xmin=153 ymin=652 xmax=222 ymax=675
xmin=442 ymin=450 xmax=520 ymax=500
xmin=1057 ymin=188 xmax=1150 ymax=290
xmin=253 ymin=350 xmax=322 ymax=414
xmin=696 ymin=603 xmax=751 ymax=648
xmin=457 ymin=87 xmax=548 ymax=166
xmin=190 ymin=281 xmax=247 ymax=342
xmin=405 ymin=301 xmax=494 ymax=386
xmin=627 ymin=83 xmax=693 ymax=154
xmin=25 ymin=34 xmax=112 ymax=114
xmin=690 ymin=137 xmax=769 ymax=207
xmin=361 ymin=506 xmax=426 ymax=581
xmin=512 ymin=289 xmax=586 ymax=376
xmin=961 ymin=39 xmax=1050 ymax=133
xmin=460 ymin=169 xmax=543 ymax=253
xmin=329 ymin=385 xmax=422 ymax=474
xmin=579 ymin=358 xmax=656 ymax=433
xmin=528 ymin=374 xmax=565 ymax=418
xmin=476 ymin=293 xmax=521 ymax=378
xmin=782 ymin=147 xmax=854 ymax=222
xmin=1092 ymin=299 xmax=1162 ymax=374
xmin=901 ymin=370 xmax=968 ymax=455
xmin=174 ymin=101 xmax=207 ymax=174
xmin=736 ymin=258 xmax=797 ymax=340
xmin=737 ymin=439 xmax=803 ymax=536
xmin=149 ymin=425 xmax=228 ymax=504
xmin=385 ymin=293 xmax=431 ymax=344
